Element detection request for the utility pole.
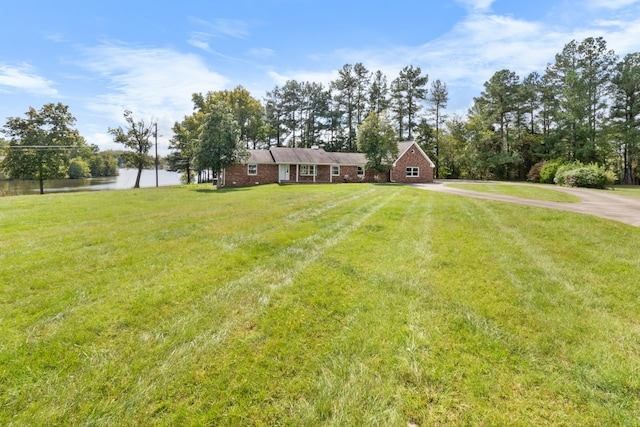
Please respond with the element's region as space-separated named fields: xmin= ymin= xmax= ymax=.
xmin=155 ymin=122 xmax=158 ymax=187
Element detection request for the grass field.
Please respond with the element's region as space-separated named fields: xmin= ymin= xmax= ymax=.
xmin=1 ymin=183 xmax=639 ymax=426
xmin=611 ymin=185 xmax=640 ymax=199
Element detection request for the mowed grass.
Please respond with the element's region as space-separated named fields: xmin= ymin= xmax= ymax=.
xmin=1 ymin=183 xmax=639 ymax=426
xmin=611 ymin=185 xmax=640 ymax=199
xmin=445 ymin=182 xmax=581 ymax=202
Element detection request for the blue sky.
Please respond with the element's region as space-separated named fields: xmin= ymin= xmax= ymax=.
xmin=2 ymin=0 xmax=640 ymax=154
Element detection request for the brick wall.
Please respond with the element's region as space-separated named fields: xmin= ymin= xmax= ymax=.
xmin=391 ymin=145 xmax=434 ymax=183
xmin=225 ymin=164 xmax=279 ymax=186
xmin=225 ymin=162 xmax=402 ymax=187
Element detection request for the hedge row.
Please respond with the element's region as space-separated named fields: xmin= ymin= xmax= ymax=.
xmin=528 ymin=160 xmax=616 ymax=189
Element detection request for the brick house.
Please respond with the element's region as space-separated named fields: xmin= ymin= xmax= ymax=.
xmin=221 ymin=140 xmax=434 ymax=187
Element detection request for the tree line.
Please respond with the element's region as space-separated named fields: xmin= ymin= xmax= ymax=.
xmin=0 ymin=103 xmax=119 ymax=194
xmin=3 ymin=36 xmax=639 ymax=193
xmin=170 ymin=37 xmax=639 ymax=185
xmin=168 ymin=63 xmax=448 ymax=181
xmin=441 ymin=36 xmax=640 ymax=184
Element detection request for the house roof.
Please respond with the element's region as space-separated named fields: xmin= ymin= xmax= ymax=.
xmin=269 ymin=147 xmax=366 ymax=165
xmin=243 ymin=143 xmax=430 ymax=167
xmin=325 ymin=151 xmax=367 ymax=165
xmin=246 ymin=150 xmax=275 ymax=164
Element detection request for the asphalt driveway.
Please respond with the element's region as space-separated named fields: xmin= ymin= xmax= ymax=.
xmin=411 ymin=180 xmax=640 ymax=227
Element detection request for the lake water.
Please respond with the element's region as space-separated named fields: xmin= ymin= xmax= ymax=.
xmin=0 ymin=169 xmax=182 ymax=196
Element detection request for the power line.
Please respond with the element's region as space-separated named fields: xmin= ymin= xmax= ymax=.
xmin=0 ymin=145 xmax=78 ymax=149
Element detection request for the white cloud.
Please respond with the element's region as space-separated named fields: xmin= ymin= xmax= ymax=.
xmin=188 ymin=37 xmax=211 ymax=52
xmin=78 ymin=43 xmax=229 ymax=149
xmin=0 ymin=63 xmax=58 ymax=96
xmin=85 ymin=132 xmax=114 ymax=148
xmin=292 ymin=3 xmax=640 ymax=117
xmin=211 ymin=19 xmax=250 ymax=39
xmin=186 ymin=18 xmax=251 ymax=58
xmin=416 ymin=14 xmax=559 ymax=84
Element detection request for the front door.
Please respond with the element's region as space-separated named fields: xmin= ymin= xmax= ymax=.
xmin=279 ymin=164 xmax=290 ymax=182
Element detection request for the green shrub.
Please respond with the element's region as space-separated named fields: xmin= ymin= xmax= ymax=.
xmin=554 ymin=162 xmax=615 ymax=189
xmin=539 ymin=159 xmax=565 ymax=184
xmin=553 ymin=162 xmax=580 ymax=186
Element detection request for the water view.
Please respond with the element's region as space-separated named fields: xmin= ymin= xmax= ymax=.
xmin=0 ymin=169 xmax=182 ymax=196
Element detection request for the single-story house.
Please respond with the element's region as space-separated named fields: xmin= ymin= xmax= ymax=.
xmin=221 ymin=140 xmax=434 ymax=187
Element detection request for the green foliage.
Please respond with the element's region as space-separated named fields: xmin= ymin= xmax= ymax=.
xmin=168 ymin=115 xmax=200 ymax=184
xmin=1 ymin=103 xmax=81 ymax=194
xmin=193 ymin=86 xmax=265 ymax=149
xmin=68 ymin=143 xmax=118 ymax=178
xmin=391 ymin=65 xmax=429 ymax=140
xmin=194 ymin=102 xmax=247 ymax=188
xmin=611 ymin=52 xmax=640 ymax=184
xmin=554 ymin=162 xmax=616 ymax=188
xmin=357 ymin=112 xmax=398 ymax=173
xmin=89 ymin=152 xmax=119 ymax=177
xmin=0 ymin=138 xmax=8 ymax=179
xmin=539 ymin=158 xmax=565 ymax=183
xmin=108 ymin=111 xmax=154 ymax=188
xmin=67 ymin=158 xmax=91 ymax=179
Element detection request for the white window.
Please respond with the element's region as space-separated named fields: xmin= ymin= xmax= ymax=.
xmin=300 ymin=164 xmax=316 ymax=176
xmin=357 ymin=166 xmax=364 ymax=176
xmin=247 ymin=164 xmax=257 ymax=175
xmin=331 ymin=165 xmax=340 ymax=176
xmin=406 ymin=167 xmax=419 ymax=177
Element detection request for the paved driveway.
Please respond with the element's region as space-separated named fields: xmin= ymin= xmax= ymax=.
xmin=411 ymin=181 xmax=640 ymax=227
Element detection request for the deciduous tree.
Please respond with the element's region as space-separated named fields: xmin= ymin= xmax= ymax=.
xmin=169 ymin=115 xmax=200 ymax=184
xmin=194 ymin=102 xmax=248 ymax=189
xmin=357 ymin=112 xmax=398 ymax=177
xmin=196 ymin=86 xmax=265 ymax=149
xmin=108 ymin=110 xmax=154 ymax=188
xmin=1 ymin=103 xmax=81 ymax=194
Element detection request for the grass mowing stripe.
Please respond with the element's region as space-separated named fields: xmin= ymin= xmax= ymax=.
xmin=123 ymin=189 xmax=397 ymax=424
xmin=2 ymin=186 xmax=398 ymax=425
xmin=185 ymin=188 xmax=435 ymax=425
xmin=424 ymin=194 xmax=640 ymax=424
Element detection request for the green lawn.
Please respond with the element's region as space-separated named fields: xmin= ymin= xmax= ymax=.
xmin=1 ymin=184 xmax=639 ymax=426
xmin=611 ymin=185 xmax=640 ymax=199
xmin=444 ymin=182 xmax=581 ymax=202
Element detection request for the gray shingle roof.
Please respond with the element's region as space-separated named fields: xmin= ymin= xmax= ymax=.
xmin=246 ymin=150 xmax=275 ymax=164
xmin=269 ymin=147 xmax=366 ymax=165
xmin=244 ymin=145 xmax=428 ymax=167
